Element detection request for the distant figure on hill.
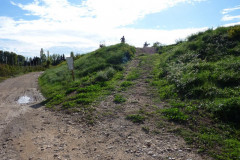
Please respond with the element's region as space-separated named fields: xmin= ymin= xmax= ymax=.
xmin=144 ymin=41 xmax=150 ymax=48
xmin=120 ymin=36 xmax=125 ymax=43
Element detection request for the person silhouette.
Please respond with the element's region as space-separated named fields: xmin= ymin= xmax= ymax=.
xmin=120 ymin=36 xmax=125 ymax=43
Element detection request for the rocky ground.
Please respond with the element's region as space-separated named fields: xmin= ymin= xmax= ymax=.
xmin=0 ymin=49 xmax=209 ymax=160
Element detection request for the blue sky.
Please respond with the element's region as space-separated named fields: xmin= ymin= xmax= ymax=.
xmin=0 ymin=0 xmax=240 ymax=57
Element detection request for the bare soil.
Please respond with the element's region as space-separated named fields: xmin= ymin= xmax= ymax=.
xmin=0 ymin=52 xmax=207 ymax=160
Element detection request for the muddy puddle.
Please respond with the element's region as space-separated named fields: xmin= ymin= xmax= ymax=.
xmin=17 ymin=96 xmax=31 ymax=104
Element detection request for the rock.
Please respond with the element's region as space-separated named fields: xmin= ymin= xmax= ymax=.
xmin=145 ymin=140 xmax=151 ymax=147
xmin=147 ymin=151 xmax=154 ymax=155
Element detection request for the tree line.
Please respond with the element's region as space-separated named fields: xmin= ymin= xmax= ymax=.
xmin=0 ymin=48 xmax=66 ymax=67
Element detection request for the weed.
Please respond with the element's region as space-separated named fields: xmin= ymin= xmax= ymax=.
xmin=126 ymin=69 xmax=140 ymax=80
xmin=119 ymin=81 xmax=134 ymax=90
xmin=162 ymin=108 xmax=189 ymax=122
xmin=113 ymin=94 xmax=126 ymax=103
xmin=126 ymin=114 xmax=146 ymax=123
xmin=142 ymin=126 xmax=150 ymax=134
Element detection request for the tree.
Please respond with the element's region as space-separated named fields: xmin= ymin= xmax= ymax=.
xmin=40 ymin=48 xmax=47 ymax=65
xmin=70 ymin=51 xmax=74 ymax=58
xmin=62 ymin=54 xmax=65 ymax=61
xmin=0 ymin=50 xmax=3 ymax=64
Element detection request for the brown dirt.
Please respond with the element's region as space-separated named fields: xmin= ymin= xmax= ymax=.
xmin=0 ymin=51 xmax=207 ymax=160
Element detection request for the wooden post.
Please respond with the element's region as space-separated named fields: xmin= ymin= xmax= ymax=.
xmin=72 ymin=70 xmax=75 ymax=81
xmin=66 ymin=57 xmax=75 ymax=81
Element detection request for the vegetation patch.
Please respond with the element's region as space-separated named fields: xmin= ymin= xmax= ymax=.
xmin=162 ymin=107 xmax=189 ymax=122
xmin=113 ymin=94 xmax=126 ymax=103
xmin=126 ymin=114 xmax=146 ymax=123
xmin=39 ymin=43 xmax=135 ymax=123
xmin=152 ymin=25 xmax=240 ymax=159
xmin=126 ymin=69 xmax=140 ymax=80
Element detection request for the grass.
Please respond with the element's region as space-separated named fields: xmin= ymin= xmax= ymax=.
xmin=161 ymin=107 xmax=189 ymax=122
xmin=151 ymin=25 xmax=240 ymax=159
xmin=126 ymin=114 xmax=146 ymax=123
xmin=113 ymin=94 xmax=126 ymax=103
xmin=119 ymin=81 xmax=134 ymax=91
xmin=39 ymin=43 xmax=136 ymax=123
xmin=126 ymin=68 xmax=140 ymax=80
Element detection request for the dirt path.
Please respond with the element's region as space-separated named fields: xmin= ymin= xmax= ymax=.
xmin=0 ymin=52 xmax=206 ymax=160
xmin=0 ymin=72 xmax=44 ymax=135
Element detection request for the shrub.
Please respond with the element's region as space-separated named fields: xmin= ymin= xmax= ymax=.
xmin=228 ymin=25 xmax=240 ymax=40
xmin=220 ymin=139 xmax=240 ymax=160
xmin=162 ymin=107 xmax=189 ymax=122
xmin=214 ymin=97 xmax=240 ymax=123
xmin=95 ymin=67 xmax=116 ymax=82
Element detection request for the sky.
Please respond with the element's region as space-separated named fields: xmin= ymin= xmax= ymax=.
xmin=0 ymin=0 xmax=240 ymax=57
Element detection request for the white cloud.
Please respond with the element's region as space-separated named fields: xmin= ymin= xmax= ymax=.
xmin=221 ymin=5 xmax=240 ymax=22
xmin=222 ymin=15 xmax=240 ymax=21
xmin=223 ymin=21 xmax=240 ymax=27
xmin=0 ymin=0 xmax=207 ymax=56
xmin=222 ymin=5 xmax=240 ymax=14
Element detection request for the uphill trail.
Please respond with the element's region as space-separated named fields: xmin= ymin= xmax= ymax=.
xmin=0 ymin=48 xmax=207 ymax=160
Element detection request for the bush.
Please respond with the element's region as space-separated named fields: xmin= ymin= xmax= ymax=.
xmin=220 ymin=139 xmax=240 ymax=160
xmin=95 ymin=67 xmax=116 ymax=82
xmin=214 ymin=97 xmax=240 ymax=123
xmin=228 ymin=25 xmax=240 ymax=40
xmin=162 ymin=107 xmax=189 ymax=122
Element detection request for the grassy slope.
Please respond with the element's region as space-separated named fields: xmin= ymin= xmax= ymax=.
xmin=39 ymin=43 xmax=135 ymax=123
xmin=152 ymin=25 xmax=240 ymax=159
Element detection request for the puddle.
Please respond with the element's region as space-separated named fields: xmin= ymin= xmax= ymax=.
xmin=17 ymin=96 xmax=31 ymax=104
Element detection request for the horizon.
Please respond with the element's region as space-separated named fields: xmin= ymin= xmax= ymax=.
xmin=0 ymin=0 xmax=240 ymax=57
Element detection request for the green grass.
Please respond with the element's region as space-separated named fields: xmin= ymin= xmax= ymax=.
xmin=39 ymin=43 xmax=136 ymax=123
xmin=126 ymin=114 xmax=146 ymax=123
xmin=162 ymin=107 xmax=189 ymax=122
xmin=126 ymin=68 xmax=140 ymax=80
xmin=113 ymin=94 xmax=126 ymax=103
xmin=152 ymin=25 xmax=240 ymax=159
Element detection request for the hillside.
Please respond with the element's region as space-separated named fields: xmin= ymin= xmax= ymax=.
xmin=39 ymin=43 xmax=136 ymax=119
xmin=37 ymin=25 xmax=240 ymax=159
xmin=152 ymin=25 xmax=240 ymax=159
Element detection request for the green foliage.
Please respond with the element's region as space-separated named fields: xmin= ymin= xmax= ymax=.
xmin=210 ymin=97 xmax=240 ymax=123
xmin=120 ymin=81 xmax=133 ymax=88
xmin=126 ymin=114 xmax=146 ymax=123
xmin=113 ymin=94 xmax=126 ymax=103
xmin=0 ymin=64 xmax=44 ymax=78
xmin=126 ymin=69 xmax=140 ymax=80
xmin=153 ymin=25 xmax=240 ymax=159
xmin=162 ymin=107 xmax=189 ymax=122
xmin=154 ymin=25 xmax=240 ymax=122
xmin=95 ymin=67 xmax=116 ymax=82
xmin=228 ymin=25 xmax=240 ymax=40
xmin=220 ymin=139 xmax=240 ymax=160
xmin=39 ymin=43 xmax=135 ymax=111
